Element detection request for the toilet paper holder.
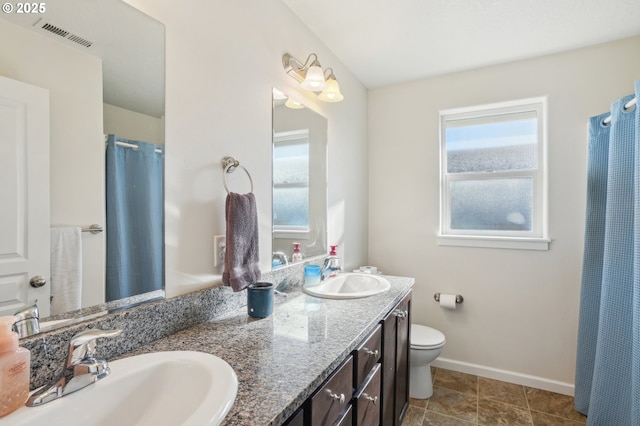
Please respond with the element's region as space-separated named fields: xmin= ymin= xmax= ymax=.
xmin=433 ymin=293 xmax=464 ymax=304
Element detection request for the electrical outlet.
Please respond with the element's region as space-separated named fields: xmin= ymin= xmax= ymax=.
xmin=214 ymin=235 xmax=226 ymax=267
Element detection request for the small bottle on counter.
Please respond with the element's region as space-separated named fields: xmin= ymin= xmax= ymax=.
xmin=291 ymin=242 xmax=303 ymax=262
xmin=0 ymin=316 xmax=30 ymax=417
xmin=325 ymin=245 xmax=342 ymax=278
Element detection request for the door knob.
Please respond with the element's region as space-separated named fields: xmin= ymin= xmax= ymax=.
xmin=30 ymin=275 xmax=47 ymax=288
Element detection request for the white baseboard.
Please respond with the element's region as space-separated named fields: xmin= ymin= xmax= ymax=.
xmin=431 ymin=357 xmax=575 ymax=396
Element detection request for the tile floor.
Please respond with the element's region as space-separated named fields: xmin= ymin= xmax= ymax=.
xmin=402 ymin=368 xmax=587 ymax=426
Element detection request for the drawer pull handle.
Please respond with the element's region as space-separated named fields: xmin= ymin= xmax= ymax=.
xmin=363 ymin=347 xmax=379 ymax=357
xmin=363 ymin=393 xmax=378 ymax=405
xmin=327 ymin=389 xmax=345 ymax=405
xmin=394 ymin=309 xmax=408 ymax=319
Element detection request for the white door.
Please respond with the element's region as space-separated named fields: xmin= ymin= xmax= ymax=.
xmin=0 ymin=75 xmax=50 ymax=317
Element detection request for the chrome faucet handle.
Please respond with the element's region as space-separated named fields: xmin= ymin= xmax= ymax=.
xmin=27 ymin=328 xmax=123 ymax=407
xmin=67 ymin=329 xmax=122 ymax=368
xmin=12 ymin=300 xmax=40 ymax=337
xmin=321 ymin=255 xmax=342 ymax=280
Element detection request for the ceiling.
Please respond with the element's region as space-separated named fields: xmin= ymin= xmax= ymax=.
xmin=281 ymin=0 xmax=640 ymax=88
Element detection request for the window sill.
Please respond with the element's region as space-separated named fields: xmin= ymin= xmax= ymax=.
xmin=437 ymin=235 xmax=550 ymax=250
xmin=273 ymin=229 xmax=310 ymax=240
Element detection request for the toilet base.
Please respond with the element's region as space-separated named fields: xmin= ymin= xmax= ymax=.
xmin=409 ymin=363 xmax=434 ymax=399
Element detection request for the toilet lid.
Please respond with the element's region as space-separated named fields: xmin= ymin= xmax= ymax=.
xmin=411 ymin=324 xmax=445 ymax=349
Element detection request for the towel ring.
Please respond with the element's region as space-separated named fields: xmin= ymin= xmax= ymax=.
xmin=222 ymin=156 xmax=254 ymax=194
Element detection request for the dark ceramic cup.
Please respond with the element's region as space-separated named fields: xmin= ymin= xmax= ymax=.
xmin=247 ymin=282 xmax=274 ymax=318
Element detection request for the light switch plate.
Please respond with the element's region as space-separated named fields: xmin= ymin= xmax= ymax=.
xmin=214 ymin=235 xmax=226 ymax=267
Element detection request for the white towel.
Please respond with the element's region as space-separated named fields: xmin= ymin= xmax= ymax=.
xmin=50 ymin=227 xmax=83 ymax=315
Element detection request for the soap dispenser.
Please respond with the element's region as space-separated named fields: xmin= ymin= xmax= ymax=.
xmin=291 ymin=242 xmax=303 ymax=262
xmin=0 ymin=316 xmax=30 ymax=417
xmin=329 ymin=245 xmax=338 ymax=257
xmin=323 ymin=245 xmax=342 ymax=278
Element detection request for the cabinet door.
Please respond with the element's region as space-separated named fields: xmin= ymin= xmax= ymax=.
xmin=381 ymin=308 xmax=398 ymax=426
xmin=395 ymin=292 xmax=411 ymax=424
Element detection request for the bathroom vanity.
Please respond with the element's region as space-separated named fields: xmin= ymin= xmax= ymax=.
xmin=285 ymin=291 xmax=411 ymax=426
xmin=121 ymin=275 xmax=413 ymax=426
xmin=16 ymin=272 xmax=413 ymax=426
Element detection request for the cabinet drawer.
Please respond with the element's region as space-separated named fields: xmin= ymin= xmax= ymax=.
xmin=355 ymin=363 xmax=381 ymax=426
xmin=310 ymin=356 xmax=353 ymax=426
xmin=335 ymin=404 xmax=353 ymax=426
xmin=355 ymin=324 xmax=382 ymax=389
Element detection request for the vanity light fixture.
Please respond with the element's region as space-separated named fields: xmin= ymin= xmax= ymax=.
xmin=285 ymin=97 xmax=304 ymax=109
xmin=272 ymin=87 xmax=287 ymax=100
xmin=318 ymin=69 xmax=344 ymax=103
xmin=273 ymin=88 xmax=304 ymax=109
xmin=283 ymin=52 xmax=344 ymax=102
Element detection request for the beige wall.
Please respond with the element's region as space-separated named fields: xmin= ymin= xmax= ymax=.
xmin=368 ymin=36 xmax=640 ymax=394
xmin=126 ymin=0 xmax=369 ymax=297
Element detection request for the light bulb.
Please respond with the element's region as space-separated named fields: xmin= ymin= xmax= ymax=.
xmin=301 ymin=65 xmax=328 ymax=91
xmin=285 ymin=97 xmax=304 ymax=109
xmin=318 ymin=76 xmax=344 ymax=102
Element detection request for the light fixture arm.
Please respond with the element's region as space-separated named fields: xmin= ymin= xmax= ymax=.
xmin=283 ymin=53 xmax=325 ymax=84
xmin=283 ymin=53 xmax=320 ymax=75
xmin=323 ymin=67 xmax=336 ymax=80
xmin=301 ymin=53 xmax=321 ymax=69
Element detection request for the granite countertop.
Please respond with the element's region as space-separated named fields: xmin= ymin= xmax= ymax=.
xmin=123 ymin=275 xmax=414 ymax=426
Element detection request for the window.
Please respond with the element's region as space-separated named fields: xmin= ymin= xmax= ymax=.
xmin=439 ymin=98 xmax=549 ymax=250
xmin=273 ymin=129 xmax=310 ymax=232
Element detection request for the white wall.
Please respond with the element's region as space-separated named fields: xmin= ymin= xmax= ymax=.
xmin=124 ymin=0 xmax=369 ymax=298
xmin=0 ymin=20 xmax=106 ymax=309
xmin=368 ymin=36 xmax=640 ymax=394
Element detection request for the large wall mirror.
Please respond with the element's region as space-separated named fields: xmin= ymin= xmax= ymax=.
xmin=272 ymin=89 xmax=327 ymax=268
xmin=0 ymin=0 xmax=165 ymax=333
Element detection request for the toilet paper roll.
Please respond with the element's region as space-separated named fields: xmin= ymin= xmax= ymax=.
xmin=359 ymin=266 xmax=377 ymax=274
xmin=439 ymin=293 xmax=457 ymax=310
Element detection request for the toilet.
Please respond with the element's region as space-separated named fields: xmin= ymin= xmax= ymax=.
xmin=410 ymin=324 xmax=446 ymax=399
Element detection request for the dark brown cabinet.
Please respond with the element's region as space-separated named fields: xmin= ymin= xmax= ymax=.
xmin=284 ymin=291 xmax=411 ymax=426
xmin=355 ymin=363 xmax=381 ymax=425
xmin=381 ymin=292 xmax=411 ymax=426
xmin=309 ymin=356 xmax=354 ymax=426
xmin=355 ymin=324 xmax=382 ymax=387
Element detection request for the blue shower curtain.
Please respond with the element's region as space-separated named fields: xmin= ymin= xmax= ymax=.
xmin=575 ymin=81 xmax=640 ymax=425
xmin=105 ymin=135 xmax=164 ymax=302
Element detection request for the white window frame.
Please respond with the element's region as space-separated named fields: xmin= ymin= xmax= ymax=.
xmin=438 ymin=97 xmax=550 ymax=250
xmin=273 ymin=129 xmax=310 ymax=238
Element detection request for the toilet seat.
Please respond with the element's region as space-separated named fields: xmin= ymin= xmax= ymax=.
xmin=411 ymin=324 xmax=445 ymax=350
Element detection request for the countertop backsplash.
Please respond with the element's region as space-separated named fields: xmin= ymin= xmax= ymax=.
xmin=21 ymin=256 xmax=324 ymax=390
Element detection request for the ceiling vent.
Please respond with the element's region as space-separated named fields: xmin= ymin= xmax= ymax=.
xmin=33 ymin=18 xmax=93 ymax=48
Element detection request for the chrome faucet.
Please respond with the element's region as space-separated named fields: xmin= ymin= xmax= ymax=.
xmin=272 ymin=251 xmax=288 ymax=267
xmin=13 ymin=300 xmax=40 ymax=338
xmin=321 ymin=255 xmax=342 ymax=280
xmin=27 ymin=329 xmax=122 ymax=406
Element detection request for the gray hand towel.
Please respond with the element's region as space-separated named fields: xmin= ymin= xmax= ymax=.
xmin=222 ymin=192 xmax=261 ymax=291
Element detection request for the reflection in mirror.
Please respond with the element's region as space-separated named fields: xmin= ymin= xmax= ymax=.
xmin=272 ymin=89 xmax=327 ymax=268
xmin=0 ymin=0 xmax=165 ymax=334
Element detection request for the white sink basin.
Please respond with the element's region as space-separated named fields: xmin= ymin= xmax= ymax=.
xmin=304 ymin=273 xmax=391 ymax=299
xmin=0 ymin=351 xmax=237 ymax=426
